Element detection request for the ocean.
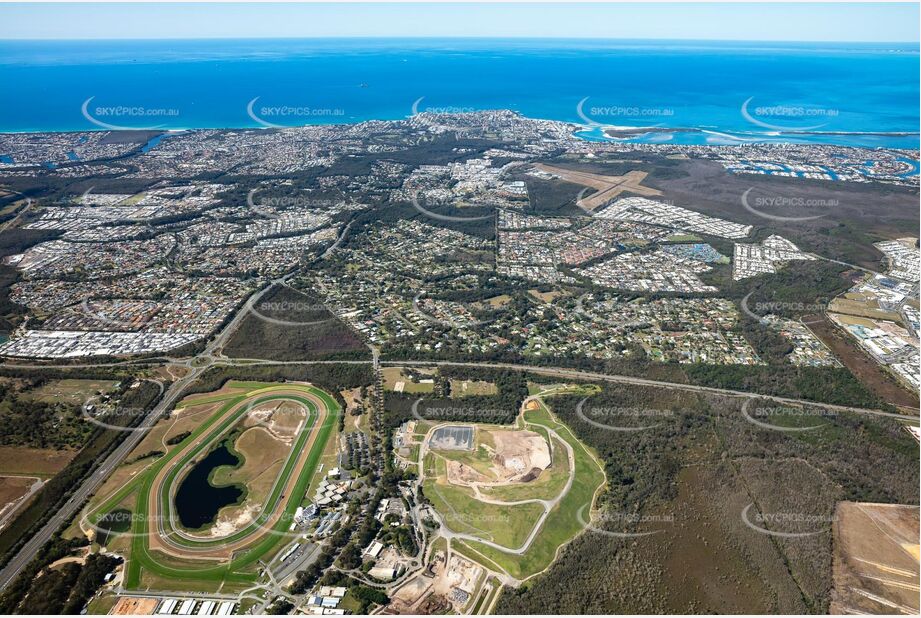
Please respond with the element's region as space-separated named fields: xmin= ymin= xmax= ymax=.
xmin=0 ymin=38 xmax=918 ymax=149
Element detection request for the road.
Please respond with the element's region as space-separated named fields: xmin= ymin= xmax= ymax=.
xmin=390 ymin=360 xmax=919 ymax=423
xmin=419 ymin=407 xmax=576 ymax=558
xmin=0 ymin=195 xmax=34 ymax=234
xmin=0 ymin=477 xmax=43 ymax=533
xmin=271 ymin=542 xmax=321 ymax=584
xmin=0 ymin=282 xmax=916 ymax=591
xmin=2 ymin=358 xmax=915 ymax=422
xmin=0 ymin=271 xmax=286 ymax=592
xmin=414 ymin=388 xmax=602 ymax=589
xmin=0 ymin=371 xmax=194 ymax=590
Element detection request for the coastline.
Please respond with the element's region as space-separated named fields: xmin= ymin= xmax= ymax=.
xmin=0 ymin=116 xmax=919 ymax=152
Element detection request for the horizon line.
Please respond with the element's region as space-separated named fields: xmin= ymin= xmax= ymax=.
xmin=0 ymin=36 xmax=918 ymax=45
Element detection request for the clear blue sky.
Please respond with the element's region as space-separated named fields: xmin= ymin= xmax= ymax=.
xmin=0 ymin=2 xmax=918 ymax=42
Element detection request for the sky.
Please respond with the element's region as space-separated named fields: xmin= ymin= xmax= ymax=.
xmin=0 ymin=2 xmax=918 ymax=43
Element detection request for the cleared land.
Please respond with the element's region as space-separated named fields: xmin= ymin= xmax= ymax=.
xmin=109 ymin=597 xmax=159 ymax=615
xmin=807 ymin=313 xmax=919 ymax=409
xmin=534 ymin=163 xmax=663 ymax=211
xmin=24 ymin=378 xmax=120 ymax=405
xmin=421 ymin=393 xmax=606 ymax=583
xmin=831 ymin=502 xmax=919 ymax=614
xmin=449 ymin=379 xmax=498 ymax=397
xmin=0 ymin=476 xmax=35 ymax=506
xmin=382 ymin=367 xmax=436 ymax=393
xmin=0 ymin=446 xmax=74 ymax=477
xmin=425 ymin=455 xmax=545 ymax=548
xmin=479 ymin=436 xmax=570 ymax=502
xmin=0 ymin=476 xmax=38 ymax=528
xmin=463 ymin=401 xmax=606 ymax=580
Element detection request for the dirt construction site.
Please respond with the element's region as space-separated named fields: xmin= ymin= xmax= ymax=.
xmin=831 ymin=501 xmax=919 ymax=614
xmin=385 ymin=548 xmax=484 ymax=614
xmin=438 ymin=427 xmax=553 ymax=485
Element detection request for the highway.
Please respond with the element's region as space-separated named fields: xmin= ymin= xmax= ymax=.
xmin=391 ymin=360 xmax=919 ymax=422
xmin=0 ymin=370 xmax=195 ymax=590
xmin=0 ymin=273 xmax=283 ymax=592
xmin=166 ymin=357 xmax=917 ymax=423
xmin=0 ymin=283 xmax=917 ymax=591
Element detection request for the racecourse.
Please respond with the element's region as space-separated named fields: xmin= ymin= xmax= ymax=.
xmin=83 ymin=382 xmax=339 ymax=590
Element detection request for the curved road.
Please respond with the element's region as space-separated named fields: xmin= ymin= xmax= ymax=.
xmin=0 ymin=270 xmax=287 ymax=591
xmin=1 ymin=300 xmax=917 ymax=591
xmin=419 ymin=393 xmax=577 ymax=560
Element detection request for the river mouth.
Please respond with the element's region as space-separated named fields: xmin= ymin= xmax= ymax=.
xmin=174 ymin=442 xmax=245 ymax=530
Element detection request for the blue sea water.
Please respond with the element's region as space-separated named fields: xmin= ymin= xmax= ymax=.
xmin=0 ymin=38 xmax=918 ymax=149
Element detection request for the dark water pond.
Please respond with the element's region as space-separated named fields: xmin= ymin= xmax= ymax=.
xmin=174 ymin=443 xmax=243 ymax=529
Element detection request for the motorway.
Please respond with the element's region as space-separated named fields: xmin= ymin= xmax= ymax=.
xmin=0 ymin=283 xmax=917 ymax=591
xmin=0 ymin=273 xmax=284 ymax=592
xmin=5 ymin=350 xmax=917 ymax=424
xmin=398 ymin=360 xmax=919 ymax=423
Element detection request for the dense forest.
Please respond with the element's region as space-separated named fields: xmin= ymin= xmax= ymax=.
xmin=0 ymin=378 xmax=97 ymax=449
xmin=495 ymin=382 xmax=919 ymax=614
xmin=223 ymin=284 xmax=370 ymax=361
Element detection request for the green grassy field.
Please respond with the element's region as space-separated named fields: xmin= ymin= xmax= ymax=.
xmin=419 ymin=396 xmax=606 ymax=582
xmin=173 ymin=390 xmax=246 ymax=409
xmin=526 ymin=382 xmax=600 ymax=397
xmin=462 ymin=402 xmax=606 ymax=581
xmin=424 ymin=469 xmax=544 ymax=548
xmin=154 ymin=394 xmax=323 ymax=548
